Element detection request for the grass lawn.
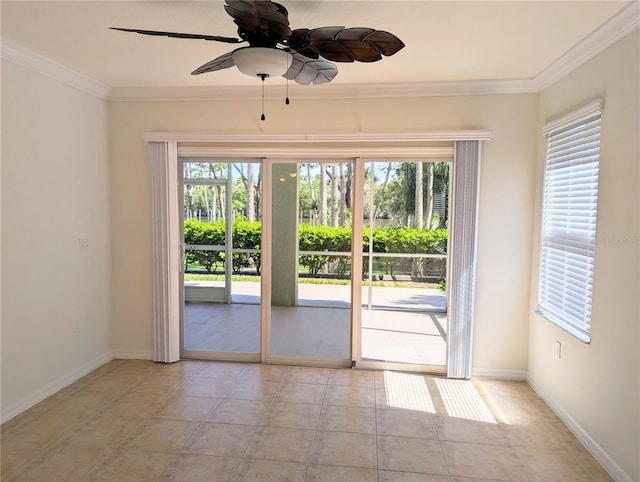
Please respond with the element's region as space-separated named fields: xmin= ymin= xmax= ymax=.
xmin=184 ymin=273 xmax=439 ymax=289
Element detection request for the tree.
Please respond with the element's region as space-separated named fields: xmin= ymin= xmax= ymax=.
xmin=306 ymin=163 xmax=316 ymax=224
xmin=232 ymin=163 xmax=256 ymax=221
xmin=330 ymin=165 xmax=339 ymax=227
xmin=396 ymin=162 xmax=415 ymax=226
xmin=208 ymin=164 xmax=225 ymax=221
xmin=341 ymin=163 xmax=353 ymax=227
xmin=374 ymin=161 xmax=449 ymax=230
xmin=415 ymin=161 xmax=424 ymax=228
xmin=254 ymin=164 xmax=262 ymax=221
xmin=434 ymin=161 xmax=450 ymax=228
xmin=246 ymin=163 xmax=255 ymax=221
xmin=372 ymin=161 xmax=393 ymax=221
xmin=339 ymin=163 xmax=346 ymax=227
xmin=185 ymin=184 xmax=195 ymax=219
xmin=320 ymin=165 xmax=327 ymax=225
xmin=425 ymin=162 xmax=434 ymax=229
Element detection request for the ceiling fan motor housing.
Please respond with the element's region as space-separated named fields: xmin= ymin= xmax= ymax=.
xmin=232 ymin=46 xmax=293 ymax=78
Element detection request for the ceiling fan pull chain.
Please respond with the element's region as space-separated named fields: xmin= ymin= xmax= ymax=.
xmin=285 ymin=55 xmax=290 ymax=105
xmin=286 ymin=76 xmax=290 ymax=105
xmin=260 ymin=74 xmax=266 ymax=121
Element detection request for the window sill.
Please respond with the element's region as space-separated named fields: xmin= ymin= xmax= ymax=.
xmin=535 ymin=309 xmax=591 ymax=344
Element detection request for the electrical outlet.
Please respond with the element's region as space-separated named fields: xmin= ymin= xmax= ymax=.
xmin=556 ymin=340 xmax=562 ymax=359
xmin=78 ymin=238 xmax=89 ymax=253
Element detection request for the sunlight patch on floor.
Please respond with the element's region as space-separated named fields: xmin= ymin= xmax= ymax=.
xmin=471 ymin=380 xmax=513 ymax=425
xmin=383 ymin=371 xmax=435 ymax=413
xmin=435 ymin=378 xmax=497 ymax=423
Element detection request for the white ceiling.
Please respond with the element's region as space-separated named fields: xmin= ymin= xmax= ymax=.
xmin=0 ymin=1 xmax=633 ymax=90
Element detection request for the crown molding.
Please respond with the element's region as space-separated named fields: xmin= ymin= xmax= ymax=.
xmin=1 ymin=37 xmax=111 ymax=99
xmin=534 ymin=1 xmax=640 ymax=90
xmin=2 ymin=1 xmax=638 ymax=102
xmin=109 ymin=78 xmax=537 ymax=102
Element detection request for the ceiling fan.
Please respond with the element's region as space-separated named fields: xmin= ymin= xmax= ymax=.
xmin=111 ymin=0 xmax=404 ymax=117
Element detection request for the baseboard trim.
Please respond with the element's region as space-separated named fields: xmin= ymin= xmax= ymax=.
xmin=112 ymin=349 xmax=153 ymax=360
xmin=472 ymin=367 xmax=527 ymax=380
xmin=527 ymin=375 xmax=632 ymax=482
xmin=0 ymin=351 xmax=114 ymax=424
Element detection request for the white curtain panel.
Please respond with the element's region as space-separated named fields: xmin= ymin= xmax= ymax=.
xmin=447 ymin=140 xmax=481 ymax=379
xmin=149 ymin=141 xmax=181 ymax=363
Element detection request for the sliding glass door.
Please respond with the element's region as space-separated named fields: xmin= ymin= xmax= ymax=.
xmin=268 ymin=161 xmax=353 ymax=366
xmin=357 ymin=160 xmax=450 ymax=372
xmin=181 ymin=160 xmax=262 ymax=361
xmin=178 ymin=156 xmax=450 ymax=372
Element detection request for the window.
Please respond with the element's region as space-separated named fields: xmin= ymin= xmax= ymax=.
xmin=538 ymin=102 xmax=602 ymax=342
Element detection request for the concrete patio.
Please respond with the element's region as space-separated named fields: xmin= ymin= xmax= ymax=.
xmin=184 ymin=281 xmax=447 ymax=366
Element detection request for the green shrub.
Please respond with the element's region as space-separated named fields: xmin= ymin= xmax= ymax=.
xmin=365 ymin=227 xmax=448 ymax=275
xmin=298 ymin=224 xmax=331 ymax=275
xmin=325 ymin=226 xmax=352 ymax=275
xmin=232 ymin=221 xmax=262 ymax=274
xmin=438 ymin=278 xmax=447 ymax=291
xmin=184 ymin=219 xmax=225 ymax=273
xmin=184 ymin=219 xmax=447 ymax=277
xmin=183 ymin=219 xmax=263 ymax=274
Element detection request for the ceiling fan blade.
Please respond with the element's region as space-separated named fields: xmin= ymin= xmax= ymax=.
xmin=305 ymin=26 xmax=345 ymax=42
xmin=352 ymin=30 xmax=405 ymax=57
xmin=290 ymin=27 xmax=404 ymax=62
xmin=109 ymin=27 xmax=241 ymax=44
xmin=284 ymin=52 xmax=338 ymax=85
xmin=191 ymin=51 xmax=236 ymax=75
xmin=224 ymin=0 xmax=291 ymax=44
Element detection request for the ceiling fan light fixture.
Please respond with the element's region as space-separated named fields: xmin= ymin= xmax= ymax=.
xmin=232 ymin=47 xmax=293 ymax=78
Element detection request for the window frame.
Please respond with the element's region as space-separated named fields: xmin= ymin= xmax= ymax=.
xmin=537 ymin=100 xmax=603 ymax=343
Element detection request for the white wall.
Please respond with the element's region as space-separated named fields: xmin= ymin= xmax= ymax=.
xmin=109 ymin=93 xmax=538 ymax=375
xmin=528 ymin=31 xmax=639 ymax=481
xmin=1 ymin=60 xmax=112 ymax=419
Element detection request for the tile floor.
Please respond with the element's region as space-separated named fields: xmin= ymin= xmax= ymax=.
xmin=1 ymin=359 xmax=612 ymax=481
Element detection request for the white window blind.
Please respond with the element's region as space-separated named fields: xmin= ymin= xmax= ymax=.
xmin=538 ymin=110 xmax=601 ymax=343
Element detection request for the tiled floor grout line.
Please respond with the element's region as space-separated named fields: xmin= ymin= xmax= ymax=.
xmin=221 ymin=364 xmax=289 ymax=480
xmin=153 ymin=365 xmax=217 ymax=482
xmin=210 ymin=363 xmax=263 ymax=482
xmin=300 ymin=368 xmax=330 ymax=481
xmin=8 ymin=362 xmax=133 ymax=480
xmin=59 ymin=363 xmax=128 ymax=481
xmin=373 ymin=371 xmax=381 ymax=482
xmin=7 ymin=370 xmax=138 ymax=482
xmin=433 ymin=413 xmax=453 ymax=481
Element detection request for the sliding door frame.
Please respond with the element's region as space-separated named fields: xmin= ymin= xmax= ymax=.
xmin=146 ymin=132 xmax=490 ymax=377
xmin=180 ymin=159 xmax=254 ymax=361
xmin=353 ymin=158 xmax=452 ymax=375
xmin=265 ymin=158 xmax=355 ymax=368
